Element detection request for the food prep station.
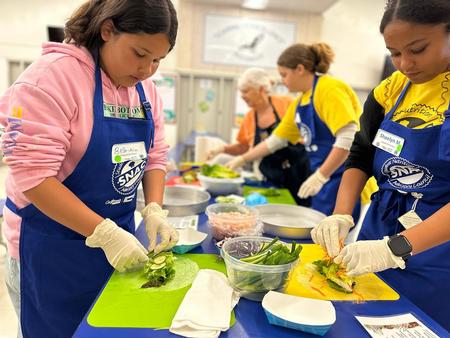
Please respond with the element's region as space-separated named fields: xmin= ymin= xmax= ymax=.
xmin=73 ymin=178 xmax=448 ymax=338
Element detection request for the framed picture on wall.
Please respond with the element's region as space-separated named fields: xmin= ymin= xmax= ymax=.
xmin=203 ymin=15 xmax=296 ymax=68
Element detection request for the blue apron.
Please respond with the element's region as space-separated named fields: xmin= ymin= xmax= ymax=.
xmin=295 ymin=75 xmax=360 ymax=219
xmin=6 ymin=54 xmax=155 ymax=338
xmin=358 ymin=81 xmax=450 ymax=331
xmin=255 ymin=97 xmax=311 ymax=207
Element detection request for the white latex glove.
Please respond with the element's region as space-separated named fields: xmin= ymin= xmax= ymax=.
xmin=141 ymin=202 xmax=179 ymax=254
xmin=334 ymin=237 xmax=406 ymax=277
xmin=207 ymin=145 xmax=225 ymax=160
xmin=298 ymin=169 xmax=329 ymax=199
xmin=311 ymin=214 xmax=354 ymax=257
xmin=225 ymin=155 xmax=246 ymax=170
xmin=86 ymin=218 xmax=149 ymax=272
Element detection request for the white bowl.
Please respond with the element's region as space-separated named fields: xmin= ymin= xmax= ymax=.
xmin=262 ymin=291 xmax=336 ymax=336
xmin=197 ymin=174 xmax=244 ymax=195
xmin=172 ymin=228 xmax=208 ymax=254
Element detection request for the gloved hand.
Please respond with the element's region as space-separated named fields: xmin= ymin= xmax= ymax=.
xmin=297 ymin=169 xmax=329 ymax=199
xmin=311 ymin=214 xmax=354 ymax=257
xmin=207 ymin=145 xmax=225 ymax=160
xmin=334 ymin=237 xmax=406 ymax=276
xmin=86 ymin=218 xmax=148 ymax=272
xmin=225 ymin=155 xmax=246 ymax=170
xmin=141 ymin=202 xmax=179 ymax=254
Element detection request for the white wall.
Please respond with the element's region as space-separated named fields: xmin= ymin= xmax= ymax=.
xmin=0 ymin=0 xmax=85 ymax=60
xmin=322 ymin=0 xmax=387 ymax=91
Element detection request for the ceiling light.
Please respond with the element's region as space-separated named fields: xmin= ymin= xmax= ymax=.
xmin=242 ymin=0 xmax=269 ymax=10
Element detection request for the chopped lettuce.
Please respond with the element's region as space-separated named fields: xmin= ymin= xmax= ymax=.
xmin=201 ymin=164 xmax=240 ymax=179
xmin=141 ymin=252 xmax=176 ymax=288
xmin=312 ymin=259 xmax=355 ymax=293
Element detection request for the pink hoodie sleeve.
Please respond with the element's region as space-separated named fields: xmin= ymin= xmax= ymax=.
xmin=0 ymin=81 xmax=73 ymax=193
xmin=143 ymin=80 xmax=169 ymax=172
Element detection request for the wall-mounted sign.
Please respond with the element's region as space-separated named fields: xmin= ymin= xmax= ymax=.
xmin=203 ymin=15 xmax=296 ymax=68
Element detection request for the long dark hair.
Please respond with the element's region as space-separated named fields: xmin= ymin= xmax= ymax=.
xmin=380 ymin=0 xmax=450 ymax=33
xmin=277 ymin=42 xmax=335 ymax=74
xmin=64 ymin=0 xmax=178 ymax=51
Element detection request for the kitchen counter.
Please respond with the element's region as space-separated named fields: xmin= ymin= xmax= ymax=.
xmin=73 ymin=211 xmax=448 ymax=338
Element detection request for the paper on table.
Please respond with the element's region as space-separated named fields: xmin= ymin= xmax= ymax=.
xmin=355 ymin=313 xmax=440 ymax=338
xmin=168 ymin=215 xmax=199 ymax=230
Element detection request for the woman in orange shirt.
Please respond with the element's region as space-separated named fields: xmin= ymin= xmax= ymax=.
xmin=208 ymin=68 xmax=310 ymax=205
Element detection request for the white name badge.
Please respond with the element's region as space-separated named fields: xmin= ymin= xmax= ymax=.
xmin=111 ymin=141 xmax=147 ymax=163
xmin=372 ymin=129 xmax=405 ymax=156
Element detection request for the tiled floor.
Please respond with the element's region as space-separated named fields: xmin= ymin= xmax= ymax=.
xmin=0 ymin=164 xmax=18 ymax=338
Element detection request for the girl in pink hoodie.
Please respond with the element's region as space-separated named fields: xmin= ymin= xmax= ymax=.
xmin=0 ymin=1 xmax=178 ymax=337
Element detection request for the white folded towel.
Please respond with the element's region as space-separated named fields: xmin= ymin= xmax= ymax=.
xmin=169 ymin=269 xmax=240 ymax=338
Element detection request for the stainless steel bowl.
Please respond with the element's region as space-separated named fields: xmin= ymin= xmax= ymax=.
xmin=163 ymin=186 xmax=211 ymax=216
xmin=254 ymin=204 xmax=326 ymax=239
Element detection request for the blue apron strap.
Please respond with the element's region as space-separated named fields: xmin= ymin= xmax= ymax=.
xmin=438 ymin=101 xmax=450 ymax=161
xmin=385 ymin=81 xmax=411 ymax=120
xmin=5 ymin=197 xmax=21 ymax=216
xmin=136 ymin=82 xmax=155 ymax=148
xmin=93 ymin=51 xmax=104 ymax=118
xmin=311 ymin=74 xmax=319 ymax=97
xmin=295 ymin=75 xmax=320 ymax=138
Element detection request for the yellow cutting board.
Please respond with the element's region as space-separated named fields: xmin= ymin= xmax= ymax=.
xmin=285 ymin=244 xmax=399 ymax=301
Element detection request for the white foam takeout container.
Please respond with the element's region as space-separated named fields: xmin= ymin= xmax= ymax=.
xmin=262 ymin=291 xmax=336 ymax=336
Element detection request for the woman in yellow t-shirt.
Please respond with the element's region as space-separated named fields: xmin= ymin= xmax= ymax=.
xmin=208 ymin=68 xmax=311 ymax=205
xmin=227 ymin=43 xmax=374 ymax=219
xmin=312 ymin=0 xmax=450 ymax=330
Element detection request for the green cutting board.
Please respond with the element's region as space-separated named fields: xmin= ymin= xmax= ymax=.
xmin=243 ymin=186 xmax=296 ymax=205
xmin=87 ymin=254 xmax=234 ymax=329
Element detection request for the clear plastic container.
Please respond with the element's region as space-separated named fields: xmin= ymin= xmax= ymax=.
xmin=205 ymin=203 xmax=262 ymax=241
xmin=221 ymin=236 xmax=298 ymax=301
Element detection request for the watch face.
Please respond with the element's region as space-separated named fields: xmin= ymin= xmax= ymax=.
xmin=389 ymin=235 xmax=412 ymax=257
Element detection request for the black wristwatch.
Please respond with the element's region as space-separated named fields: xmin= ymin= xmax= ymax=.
xmin=387 ymin=234 xmax=413 ymax=262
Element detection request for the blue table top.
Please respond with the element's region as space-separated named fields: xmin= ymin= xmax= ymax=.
xmin=74 ymin=212 xmax=448 ymax=338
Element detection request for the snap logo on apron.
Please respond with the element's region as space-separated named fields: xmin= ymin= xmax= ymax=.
xmin=299 ymin=123 xmax=318 ymax=152
xmin=112 ymin=159 xmax=147 ymax=195
xmin=381 ymin=157 xmax=433 ymax=190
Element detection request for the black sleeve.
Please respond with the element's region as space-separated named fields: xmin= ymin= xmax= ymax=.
xmin=345 ymin=89 xmax=385 ymax=176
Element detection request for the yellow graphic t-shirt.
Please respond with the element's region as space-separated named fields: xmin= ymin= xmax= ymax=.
xmin=373 ymin=70 xmax=450 ymax=128
xmin=273 ymin=74 xmax=361 ymax=144
xmin=273 ymin=75 xmax=377 ymax=202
